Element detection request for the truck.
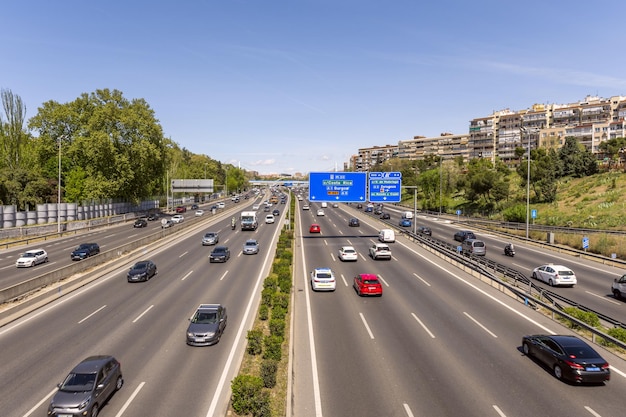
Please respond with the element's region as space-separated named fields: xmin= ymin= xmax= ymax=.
xmin=240 ymin=211 xmax=258 ymax=231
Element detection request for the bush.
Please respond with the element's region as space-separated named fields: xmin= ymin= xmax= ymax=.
xmin=272 ymin=292 xmax=289 ymax=309
xmin=231 ymin=375 xmax=263 ymax=415
xmin=251 ymin=388 xmax=272 ymax=417
xmin=260 ymin=359 xmax=278 ymax=388
xmin=272 ymin=305 xmax=287 ymax=320
xmin=246 ymin=329 xmax=263 ymax=355
xmin=261 ymin=287 xmax=275 ymax=307
xmin=263 ymin=276 xmax=278 ymax=291
xmin=258 ymin=304 xmax=269 ymax=321
xmin=561 ymin=307 xmax=600 ymax=329
xmin=269 ymin=317 xmax=285 ymax=338
xmin=607 ymin=326 xmax=626 ymax=344
xmin=263 ymin=335 xmax=283 ymax=361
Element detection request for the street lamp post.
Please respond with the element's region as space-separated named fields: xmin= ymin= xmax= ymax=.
xmin=57 ymin=135 xmax=63 ymax=234
xmin=520 ymin=127 xmax=535 ymax=239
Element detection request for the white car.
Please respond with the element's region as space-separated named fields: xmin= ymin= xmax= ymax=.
xmin=338 ymin=246 xmax=358 ymax=262
xmin=195 ymin=209 xmax=204 ymax=216
xmin=16 ymin=249 xmax=48 ymax=267
xmin=265 ymin=214 xmax=275 ymax=224
xmin=171 ymin=214 xmax=184 ymax=223
xmin=531 ymin=264 xmax=577 ymax=287
xmin=253 ymin=204 xmax=260 ymax=210
xmin=317 ymin=209 xmax=325 ymax=216
xmin=369 ymin=243 xmax=392 ymax=260
xmin=302 ymin=204 xmax=310 ymax=210
xmin=310 ymin=267 xmax=336 ymax=291
xmin=217 ymin=202 xmax=225 ymax=209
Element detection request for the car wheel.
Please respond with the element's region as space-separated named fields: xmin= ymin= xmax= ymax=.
xmin=614 ymin=289 xmax=622 ymax=299
xmin=553 ymin=365 xmax=563 ymax=380
xmin=90 ymin=404 xmax=99 ymax=417
xmin=30 ymin=260 xmax=35 ymax=267
xmin=548 ymin=278 xmax=554 ymax=287
xmin=531 ymin=272 xmax=537 ymax=279
xmin=115 ymin=375 xmax=123 ymax=391
xmin=522 ymin=342 xmax=532 ymax=356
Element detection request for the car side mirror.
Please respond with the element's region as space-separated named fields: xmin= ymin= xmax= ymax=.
xmin=96 ymin=383 xmax=105 ymax=390
xmin=615 ymin=278 xmax=619 ymax=283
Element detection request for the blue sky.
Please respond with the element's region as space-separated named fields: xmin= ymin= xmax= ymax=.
xmin=3 ymin=0 xmax=626 ymax=175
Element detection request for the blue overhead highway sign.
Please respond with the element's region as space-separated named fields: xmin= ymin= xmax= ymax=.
xmin=309 ymin=172 xmax=367 ymax=202
xmin=368 ymin=172 xmax=401 ymax=203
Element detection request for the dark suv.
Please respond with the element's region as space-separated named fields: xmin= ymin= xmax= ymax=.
xmin=70 ymin=243 xmax=100 ymax=260
xmin=48 ymin=355 xmax=123 ymax=417
xmin=454 ymin=230 xmax=476 ymax=242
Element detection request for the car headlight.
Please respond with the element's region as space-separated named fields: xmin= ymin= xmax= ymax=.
xmin=79 ymin=395 xmax=92 ymax=410
xmin=187 ymin=332 xmax=194 ymax=338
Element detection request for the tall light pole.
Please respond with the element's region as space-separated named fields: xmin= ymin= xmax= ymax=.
xmin=57 ymin=135 xmax=63 ymax=234
xmin=520 ymin=127 xmax=535 ymax=239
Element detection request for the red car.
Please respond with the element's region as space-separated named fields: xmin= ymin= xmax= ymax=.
xmin=309 ymin=224 xmax=321 ymax=233
xmin=175 ymin=206 xmax=187 ymax=213
xmin=353 ymin=273 xmax=383 ymax=296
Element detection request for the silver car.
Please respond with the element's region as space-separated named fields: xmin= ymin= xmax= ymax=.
xmin=186 ymin=304 xmax=228 ymax=346
xmin=243 ymin=239 xmax=260 ymax=255
xmin=202 ymin=232 xmax=219 ymax=246
xmin=48 ymin=355 xmax=123 ymax=417
xmin=15 ymin=249 xmax=48 ymax=267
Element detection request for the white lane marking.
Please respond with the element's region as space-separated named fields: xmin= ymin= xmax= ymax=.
xmin=585 ymin=290 xmax=620 ymax=305
xmin=413 ymin=272 xmax=431 ymax=287
xmin=340 ymin=274 xmax=349 ymax=287
xmin=132 ymin=305 xmax=154 ymax=323
xmin=114 ymin=381 xmax=145 ymax=417
xmin=359 ymin=313 xmax=375 ymax=339
xmin=219 ymin=271 xmax=229 ymax=281
xmin=21 ymin=387 xmax=57 ymax=417
xmin=411 ymin=313 xmax=435 ymax=338
xmin=181 ymin=270 xmax=193 ymax=281
xmin=464 ymin=312 xmax=497 ymax=338
xmin=493 ymin=404 xmax=507 ymax=417
xmin=331 ymin=253 xmax=336 ymax=262
xmin=78 ymin=305 xmax=107 ymax=324
xmin=403 ymin=403 xmax=415 ymax=417
xmin=377 ymin=274 xmax=390 ymax=287
xmin=584 ymin=406 xmax=602 ymax=417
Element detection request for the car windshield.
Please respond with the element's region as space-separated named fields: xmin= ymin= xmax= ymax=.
xmin=60 ymin=373 xmax=96 ymax=392
xmin=22 ymin=252 xmax=36 ymax=258
xmin=193 ymin=311 xmax=218 ymax=324
xmin=245 ymin=241 xmax=257 ymax=246
xmin=134 ymin=262 xmax=149 ymax=270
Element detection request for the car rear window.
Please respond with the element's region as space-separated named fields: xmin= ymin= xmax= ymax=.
xmin=317 ymin=272 xmax=332 ymax=278
xmin=563 ymin=345 xmax=598 ymax=358
xmin=558 ymin=269 xmax=574 ymax=276
xmin=363 ymin=278 xmax=380 ymax=284
xmin=473 ymin=241 xmax=485 ymax=248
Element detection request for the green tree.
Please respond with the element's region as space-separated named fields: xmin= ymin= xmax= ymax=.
xmin=28 ymin=89 xmax=167 ymax=202
xmin=559 ymin=136 xmax=598 ymax=178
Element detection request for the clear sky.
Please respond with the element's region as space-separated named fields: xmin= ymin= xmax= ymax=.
xmin=3 ymin=0 xmax=626 ymax=175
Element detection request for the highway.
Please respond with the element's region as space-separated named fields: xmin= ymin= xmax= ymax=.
xmin=0 ymin=195 xmax=284 ymax=417
xmin=292 ymin=201 xmax=626 ymax=417
xmin=1 ymin=193 xmax=625 ymax=417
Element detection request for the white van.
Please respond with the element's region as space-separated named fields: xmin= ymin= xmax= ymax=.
xmin=402 ymin=211 xmax=414 ymax=219
xmin=378 ymin=229 xmax=395 ymax=243
xmin=321 ymin=202 xmax=328 ymax=208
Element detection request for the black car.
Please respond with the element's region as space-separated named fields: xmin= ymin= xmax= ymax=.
xmin=147 ymin=213 xmax=159 ymax=221
xmin=417 ymin=226 xmax=432 ymax=236
xmin=380 ymin=212 xmax=390 ymax=220
xmin=186 ymin=304 xmax=228 ymax=346
xmin=191 ymin=204 xmax=199 ymax=210
xmin=134 ymin=218 xmax=148 ymax=228
xmin=127 ymin=260 xmax=157 ymax=282
xmin=272 ymin=209 xmax=280 ymax=216
xmin=48 ymin=356 xmax=123 ymax=417
xmin=454 ymin=230 xmax=476 ymax=242
xmin=348 ymin=218 xmax=360 ymax=227
xmin=356 ymin=203 xmax=363 ymax=209
xmin=210 ymin=246 xmax=231 ymax=263
xmin=522 ymin=335 xmax=610 ymax=384
xmin=70 ymin=243 xmax=100 ymax=260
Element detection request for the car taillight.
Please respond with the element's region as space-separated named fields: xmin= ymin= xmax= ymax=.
xmin=601 ymin=362 xmax=610 ymax=370
xmin=564 ymin=359 xmax=584 ymax=370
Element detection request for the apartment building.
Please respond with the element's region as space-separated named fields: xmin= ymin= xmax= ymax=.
xmin=349 ymin=95 xmax=626 ymax=171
